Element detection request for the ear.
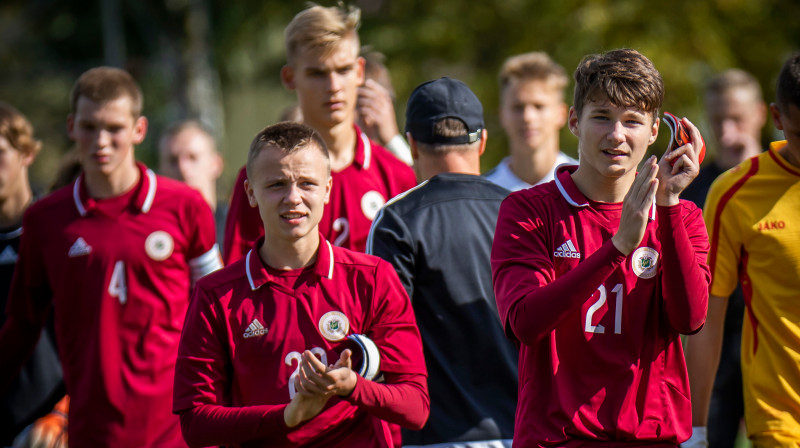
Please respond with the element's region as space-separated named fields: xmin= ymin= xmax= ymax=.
xmin=244 ymin=178 xmax=258 ymax=208
xmin=212 ymin=153 xmax=224 ymax=180
xmin=407 ymin=133 xmax=419 ymax=161
xmin=132 ymin=116 xmax=148 ymax=145
xmin=770 ymin=103 xmax=784 ymax=131
xmin=356 ymin=56 xmax=366 ymax=86
xmin=567 ymin=107 xmax=580 ymax=137
xmin=648 ymin=115 xmax=660 ymax=146
xmin=66 ymin=114 xmax=75 ymax=140
xmin=478 ymin=129 xmax=488 ymax=156
xmin=20 ymin=150 xmax=36 ymax=167
xmin=281 ymin=65 xmax=296 ymax=91
xmin=323 ymin=176 xmax=332 ymax=205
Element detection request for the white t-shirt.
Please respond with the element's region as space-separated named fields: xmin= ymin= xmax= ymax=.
xmin=485 ymin=152 xmax=577 ymax=191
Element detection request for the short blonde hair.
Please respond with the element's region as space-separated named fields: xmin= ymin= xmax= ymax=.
xmin=70 ymin=67 xmax=143 ymax=117
xmin=499 ymin=52 xmax=568 ymax=95
xmin=704 ymin=69 xmax=763 ymax=105
xmin=285 ymin=3 xmax=361 ymax=64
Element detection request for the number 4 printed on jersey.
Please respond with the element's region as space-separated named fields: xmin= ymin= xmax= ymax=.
xmin=108 ymin=260 xmax=128 ymax=305
xmin=585 ymin=284 xmax=623 ymax=334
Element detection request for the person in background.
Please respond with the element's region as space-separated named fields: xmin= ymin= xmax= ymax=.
xmin=222 ymin=3 xmax=417 ymax=264
xmin=158 ymin=120 xmax=226 ymax=246
xmin=0 ymin=67 xmax=221 ymax=447
xmin=368 ymin=77 xmax=517 ymax=447
xmin=680 ymin=68 xmax=767 ymax=448
xmin=492 ymin=48 xmax=710 ymax=446
xmin=357 ymin=47 xmax=413 ymax=166
xmin=684 ymin=52 xmax=800 ymax=448
xmin=173 ymin=122 xmax=429 ymax=447
xmin=485 ymin=51 xmax=577 ymax=191
xmin=0 ymin=102 xmax=65 ymax=447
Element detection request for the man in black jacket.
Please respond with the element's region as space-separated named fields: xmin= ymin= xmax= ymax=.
xmin=367 ymin=77 xmax=518 ymax=447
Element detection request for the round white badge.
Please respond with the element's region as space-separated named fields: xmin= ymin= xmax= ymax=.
xmin=319 ymin=311 xmax=350 ymax=341
xmin=145 ymin=231 xmax=174 ymax=261
xmin=632 ymin=247 xmax=659 ymax=279
xmin=361 ymin=191 xmax=385 ymax=221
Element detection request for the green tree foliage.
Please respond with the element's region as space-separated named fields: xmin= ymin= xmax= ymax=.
xmin=0 ymin=0 xmax=796 ymax=190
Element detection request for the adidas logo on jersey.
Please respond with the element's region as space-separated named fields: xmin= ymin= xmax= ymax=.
xmin=0 ymin=246 xmax=18 ymax=264
xmin=554 ymin=240 xmax=581 ymax=259
xmin=243 ymin=319 xmax=268 ymax=338
xmin=68 ymin=237 xmax=92 ymax=257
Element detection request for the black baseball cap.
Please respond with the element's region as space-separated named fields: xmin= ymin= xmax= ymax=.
xmin=405 ymin=77 xmax=484 ymax=145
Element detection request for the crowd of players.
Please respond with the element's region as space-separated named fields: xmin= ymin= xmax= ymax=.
xmin=1 ymin=3 xmax=800 ymax=448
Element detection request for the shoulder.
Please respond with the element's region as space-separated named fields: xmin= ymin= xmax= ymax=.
xmin=706 ymin=156 xmax=762 ymax=210
xmin=24 ymin=185 xmax=75 ymax=222
xmin=195 ymin=256 xmax=248 ymax=296
xmin=368 ymin=141 xmax=415 ymax=174
xmin=155 ymin=175 xmax=204 ymax=200
xmin=505 ymin=181 xmax=560 ymax=207
xmin=331 ymin=245 xmax=384 ymax=270
xmin=484 ymin=157 xmax=509 ymax=180
xmin=153 ymin=175 xmax=209 ymax=210
xmin=384 ymin=175 xmax=508 ymax=216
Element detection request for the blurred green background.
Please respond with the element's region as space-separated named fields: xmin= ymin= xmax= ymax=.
xmin=1 ymin=0 xmax=797 ymax=203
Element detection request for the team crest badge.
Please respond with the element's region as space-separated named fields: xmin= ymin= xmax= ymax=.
xmin=361 ymin=191 xmax=385 ymax=221
xmin=319 ymin=311 xmax=350 ymax=341
xmin=632 ymin=247 xmax=659 ymax=279
xmin=145 ymin=230 xmax=174 ymax=261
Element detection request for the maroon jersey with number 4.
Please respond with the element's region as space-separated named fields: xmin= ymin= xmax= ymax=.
xmin=223 ymin=125 xmax=417 ymax=263
xmin=173 ymin=236 xmax=429 ymax=447
xmin=1 ymin=163 xmax=220 ymax=447
xmin=491 ymin=166 xmax=710 ymax=447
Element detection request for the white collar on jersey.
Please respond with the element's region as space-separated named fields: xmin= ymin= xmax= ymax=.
xmin=245 ymin=238 xmax=335 ymax=291
xmin=360 ymin=131 xmax=372 ymax=170
xmin=553 ymin=164 xmax=656 ymax=219
xmin=72 ymin=167 xmax=158 ymax=217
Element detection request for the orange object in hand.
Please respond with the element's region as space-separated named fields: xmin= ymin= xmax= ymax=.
xmin=663 ymin=111 xmax=706 ymax=164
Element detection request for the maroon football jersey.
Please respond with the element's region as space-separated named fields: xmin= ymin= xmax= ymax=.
xmin=174 ymin=236 xmax=427 ymax=447
xmin=3 ymin=164 xmax=220 ymax=447
xmin=223 ymin=125 xmax=417 ymax=263
xmin=492 ymin=165 xmax=710 ymax=446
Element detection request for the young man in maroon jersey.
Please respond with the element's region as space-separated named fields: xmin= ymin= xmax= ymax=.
xmin=491 ymin=48 xmax=711 ymax=447
xmin=0 ymin=67 xmax=222 ymax=447
xmin=222 ymin=3 xmax=417 ymax=263
xmin=173 ymin=121 xmax=429 ymax=447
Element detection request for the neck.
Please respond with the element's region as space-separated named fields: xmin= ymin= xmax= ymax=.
xmin=199 ymin=185 xmax=217 ymax=212
xmin=85 ymin=162 xmax=141 ymax=199
xmin=778 ymin=142 xmax=800 ymax=168
xmin=570 ymin=165 xmax=635 ymax=203
xmin=417 ymin=151 xmax=480 ymax=181
xmin=311 ymin=119 xmax=356 ymax=172
xmin=259 ymin=232 xmax=320 ymax=271
xmin=0 ymin=175 xmax=33 ymax=228
xmin=508 ymin=139 xmax=560 ymax=185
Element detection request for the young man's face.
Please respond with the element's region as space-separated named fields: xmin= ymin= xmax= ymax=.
xmin=159 ymin=128 xmax=222 ymax=197
xmin=0 ymin=136 xmax=34 ymax=201
xmin=705 ymin=87 xmax=765 ymax=166
xmin=500 ymin=78 xmax=567 ymax=153
xmin=68 ymin=95 xmax=147 ymax=179
xmin=282 ymin=36 xmax=365 ymax=132
xmin=245 ymin=144 xmax=332 ymax=245
xmin=569 ymin=98 xmax=659 ymax=179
